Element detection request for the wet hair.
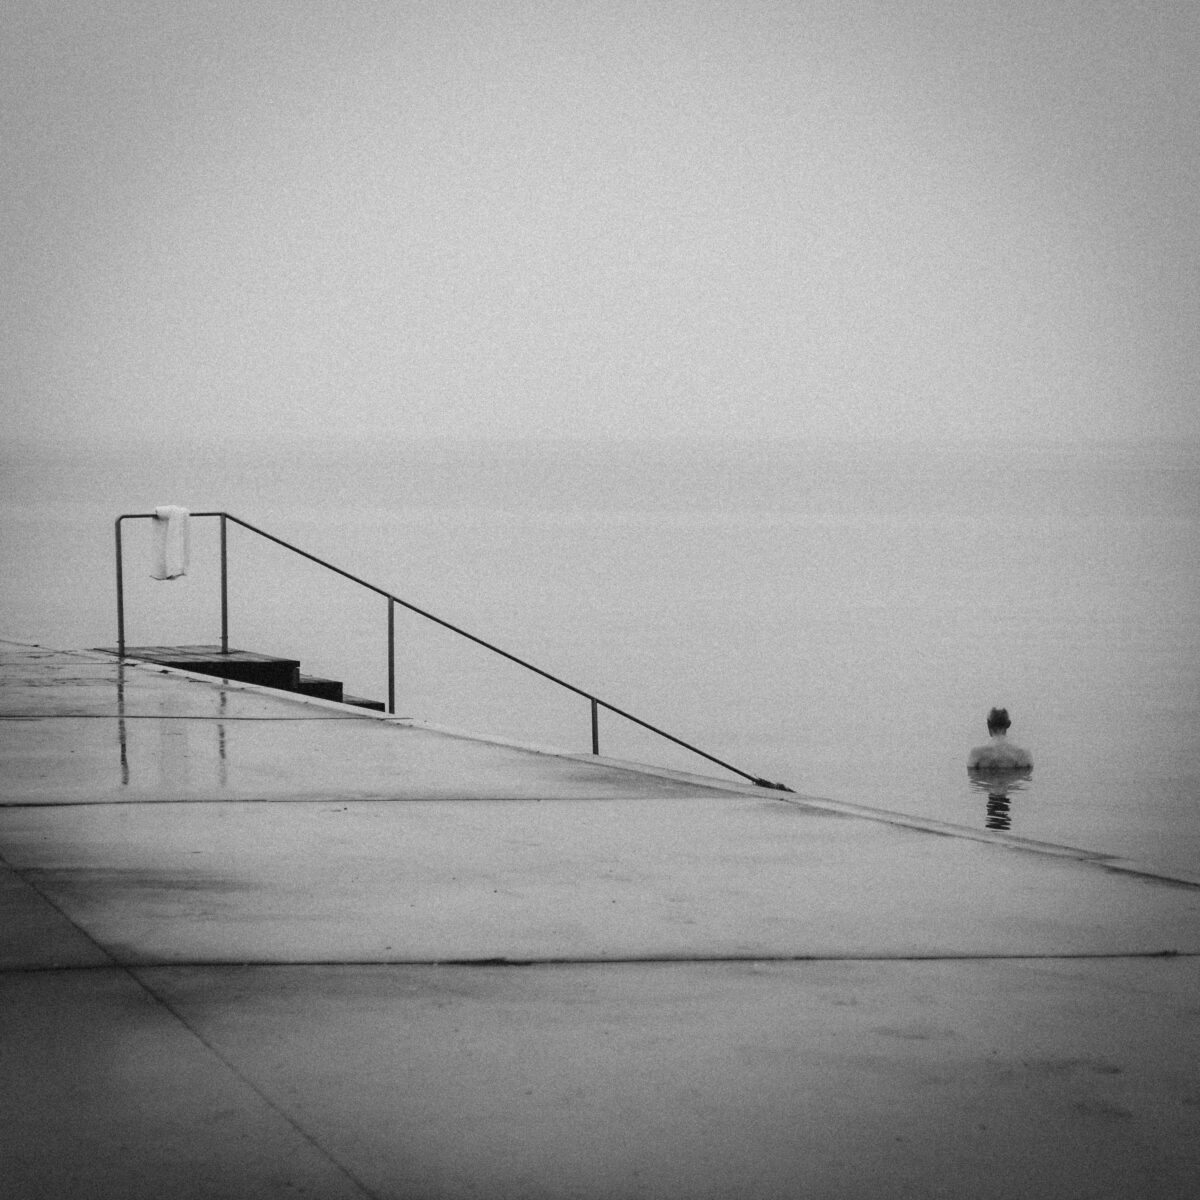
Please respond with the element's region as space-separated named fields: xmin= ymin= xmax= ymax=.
xmin=986 ymin=707 xmax=1011 ymax=734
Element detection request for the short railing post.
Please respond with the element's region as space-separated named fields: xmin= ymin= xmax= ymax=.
xmin=387 ymin=598 xmax=396 ymax=715
xmin=591 ymin=697 xmax=599 ymax=755
xmin=115 ymin=518 xmax=125 ymax=658
xmin=219 ymin=514 xmax=229 ymax=654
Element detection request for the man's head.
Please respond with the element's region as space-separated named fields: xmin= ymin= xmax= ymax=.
xmin=987 ymin=707 xmax=1011 ymax=735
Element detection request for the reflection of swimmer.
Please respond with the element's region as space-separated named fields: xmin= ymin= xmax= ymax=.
xmin=983 ymin=791 xmax=1012 ymax=831
xmin=968 ymin=707 xmax=1032 ymax=773
xmin=969 ymin=769 xmax=1029 ymax=830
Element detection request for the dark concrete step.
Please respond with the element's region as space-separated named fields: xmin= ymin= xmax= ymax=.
xmin=296 ymin=675 xmax=344 ymax=703
xmin=106 ymin=646 xmax=301 ymax=691
xmin=103 ymin=645 xmax=389 ymax=712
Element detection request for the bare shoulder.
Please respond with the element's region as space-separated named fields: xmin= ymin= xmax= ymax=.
xmin=969 ymin=742 xmax=1033 ymax=771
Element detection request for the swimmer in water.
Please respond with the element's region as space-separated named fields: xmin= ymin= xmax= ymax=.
xmin=968 ymin=707 xmax=1032 ymax=774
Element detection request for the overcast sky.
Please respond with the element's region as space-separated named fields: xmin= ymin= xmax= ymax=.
xmin=4 ymin=1 xmax=1198 ymax=446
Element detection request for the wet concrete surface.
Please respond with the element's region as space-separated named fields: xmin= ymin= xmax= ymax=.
xmin=2 ymin=640 xmax=1199 ymax=1198
xmin=0 ymin=644 xmax=360 ymax=719
xmin=0 ymin=714 xmax=736 ymax=804
xmin=0 ymin=645 xmax=735 ymax=804
xmin=3 ymin=798 xmax=1198 ymax=967
xmin=1 ymin=968 xmax=370 ymax=1200
xmin=130 ymin=958 xmax=1200 ymax=1200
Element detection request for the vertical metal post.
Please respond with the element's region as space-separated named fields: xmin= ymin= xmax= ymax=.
xmin=591 ymin=698 xmax=600 ymax=755
xmin=387 ymin=598 xmax=396 ymax=715
xmin=115 ymin=518 xmax=125 ymax=657
xmin=219 ymin=513 xmax=229 ymax=654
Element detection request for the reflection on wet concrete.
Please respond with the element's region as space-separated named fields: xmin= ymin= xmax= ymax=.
xmin=0 ymin=645 xmax=366 ymax=720
xmin=117 ymin=662 xmax=129 ymax=787
xmin=969 ymin=766 xmax=1032 ymax=832
xmin=217 ymin=688 xmax=228 ymax=790
xmin=1 ymin=643 xmax=732 ymax=805
xmin=117 ymin=662 xmax=227 ymax=791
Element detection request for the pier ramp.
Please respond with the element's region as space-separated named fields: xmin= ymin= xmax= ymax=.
xmin=2 ymin=641 xmax=1198 ymax=1198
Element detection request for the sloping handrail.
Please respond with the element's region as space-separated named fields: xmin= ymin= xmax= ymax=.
xmin=114 ymin=511 xmax=791 ymax=790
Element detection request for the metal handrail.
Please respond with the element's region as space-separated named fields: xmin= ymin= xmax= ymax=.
xmin=114 ymin=511 xmax=792 ymax=790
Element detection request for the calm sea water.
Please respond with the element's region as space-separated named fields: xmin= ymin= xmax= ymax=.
xmin=3 ymin=437 xmax=1198 ymax=875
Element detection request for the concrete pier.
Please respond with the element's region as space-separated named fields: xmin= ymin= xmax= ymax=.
xmin=2 ymin=640 xmax=1198 ymax=1199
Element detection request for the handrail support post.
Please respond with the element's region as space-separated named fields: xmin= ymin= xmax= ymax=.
xmin=387 ymin=599 xmax=396 ymax=715
xmin=591 ymin=698 xmax=599 ymax=756
xmin=115 ymin=518 xmax=125 ymax=658
xmin=219 ymin=514 xmax=229 ymax=654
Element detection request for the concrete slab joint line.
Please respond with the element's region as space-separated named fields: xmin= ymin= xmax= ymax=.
xmin=126 ymin=969 xmax=385 ymax=1200
xmin=3 ymin=950 xmax=1196 ymax=975
xmin=0 ymin=838 xmax=381 ymax=1199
